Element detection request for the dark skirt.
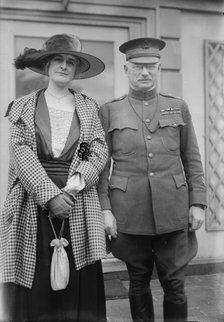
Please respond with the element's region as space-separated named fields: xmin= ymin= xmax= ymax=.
xmin=1 ymin=211 xmax=106 ymax=322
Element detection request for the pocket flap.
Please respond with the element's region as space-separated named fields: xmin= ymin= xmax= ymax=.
xmin=173 ymin=173 xmax=187 ymax=188
xmin=109 ymin=175 xmax=128 ymax=192
xmin=159 ymin=116 xmax=185 ymax=128
xmin=108 ymin=121 xmax=138 ymax=132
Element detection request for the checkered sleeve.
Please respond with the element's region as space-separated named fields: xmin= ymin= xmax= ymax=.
xmin=75 ymin=102 xmax=109 ymax=190
xmin=9 ymin=121 xmax=61 ymax=207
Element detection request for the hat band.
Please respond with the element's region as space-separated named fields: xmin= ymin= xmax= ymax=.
xmin=126 ymin=52 xmax=160 ymax=61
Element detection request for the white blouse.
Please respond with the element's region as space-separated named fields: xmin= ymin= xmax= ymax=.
xmin=48 ymin=107 xmax=74 ymax=158
xmin=48 ymin=106 xmax=85 ymax=197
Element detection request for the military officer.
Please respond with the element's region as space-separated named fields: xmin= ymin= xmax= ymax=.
xmin=98 ymin=37 xmax=207 ymax=322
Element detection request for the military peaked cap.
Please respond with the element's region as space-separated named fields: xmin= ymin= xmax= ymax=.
xmin=119 ymin=37 xmax=166 ymax=63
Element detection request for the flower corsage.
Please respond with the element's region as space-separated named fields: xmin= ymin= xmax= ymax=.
xmin=78 ymin=142 xmax=92 ymax=161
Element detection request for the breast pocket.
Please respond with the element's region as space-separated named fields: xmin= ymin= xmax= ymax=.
xmin=109 ymin=121 xmax=138 ymax=155
xmin=159 ymin=115 xmax=186 ymax=153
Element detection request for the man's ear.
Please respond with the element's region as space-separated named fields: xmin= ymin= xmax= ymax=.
xmin=124 ymin=64 xmax=128 ymax=74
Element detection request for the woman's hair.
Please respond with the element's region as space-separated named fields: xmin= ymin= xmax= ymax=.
xmin=41 ymin=55 xmax=55 ymax=75
xmin=43 ymin=54 xmax=82 ymax=78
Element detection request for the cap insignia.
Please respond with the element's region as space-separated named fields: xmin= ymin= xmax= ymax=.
xmin=142 ymin=40 xmax=150 ymax=49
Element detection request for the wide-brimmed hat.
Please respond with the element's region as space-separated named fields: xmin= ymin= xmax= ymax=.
xmin=119 ymin=37 xmax=166 ymax=64
xmin=14 ymin=34 xmax=105 ymax=79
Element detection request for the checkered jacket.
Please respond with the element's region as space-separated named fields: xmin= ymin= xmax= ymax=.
xmin=0 ymin=89 xmax=108 ymax=288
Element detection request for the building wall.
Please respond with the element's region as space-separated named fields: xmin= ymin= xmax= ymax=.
xmin=0 ymin=0 xmax=224 ymax=266
xmin=181 ymin=9 xmax=224 ymax=260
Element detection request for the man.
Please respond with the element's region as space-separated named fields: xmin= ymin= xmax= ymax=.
xmin=98 ymin=37 xmax=207 ymax=322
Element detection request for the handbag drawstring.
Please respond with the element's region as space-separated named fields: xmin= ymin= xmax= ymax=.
xmin=48 ymin=214 xmax=65 ymax=240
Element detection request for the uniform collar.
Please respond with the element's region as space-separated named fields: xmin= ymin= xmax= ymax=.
xmin=129 ymin=87 xmax=156 ymax=101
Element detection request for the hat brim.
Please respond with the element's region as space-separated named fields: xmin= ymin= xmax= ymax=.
xmin=15 ymin=49 xmax=105 ymax=79
xmin=129 ymin=56 xmax=160 ymax=64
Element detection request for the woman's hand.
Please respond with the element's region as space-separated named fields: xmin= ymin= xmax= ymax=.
xmin=47 ymin=193 xmax=74 ymax=220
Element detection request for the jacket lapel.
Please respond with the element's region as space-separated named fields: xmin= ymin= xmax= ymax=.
xmin=62 ymin=111 xmax=80 ymax=156
xmin=75 ymin=93 xmax=88 ymax=142
xmin=35 ymin=90 xmax=53 ymax=154
xmin=67 ymin=93 xmax=86 ymax=178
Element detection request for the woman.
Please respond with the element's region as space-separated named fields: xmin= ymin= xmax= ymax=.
xmin=0 ymin=33 xmax=108 ymax=322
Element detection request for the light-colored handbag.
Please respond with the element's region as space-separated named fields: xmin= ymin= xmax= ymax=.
xmin=49 ymin=215 xmax=70 ymax=291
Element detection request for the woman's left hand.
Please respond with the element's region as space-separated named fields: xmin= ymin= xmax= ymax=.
xmin=62 ymin=191 xmax=75 ymax=203
xmin=47 ymin=193 xmax=74 ymax=220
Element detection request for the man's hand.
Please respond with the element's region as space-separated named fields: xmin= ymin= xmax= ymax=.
xmin=103 ymin=210 xmax=117 ymax=238
xmin=188 ymin=205 xmax=205 ymax=231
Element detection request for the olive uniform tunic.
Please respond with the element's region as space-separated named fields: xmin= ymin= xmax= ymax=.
xmin=98 ymin=88 xmax=207 ymax=235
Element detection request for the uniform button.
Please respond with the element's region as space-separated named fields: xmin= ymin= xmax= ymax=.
xmin=173 ymin=123 xmax=178 ymax=127
xmin=144 ymin=101 xmax=149 ymax=106
xmin=148 ymin=153 xmax=154 ymax=158
xmin=145 ymin=118 xmax=150 ymax=123
xmin=146 ymin=135 xmax=152 ymax=140
xmin=149 ymin=172 xmax=154 ymax=177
